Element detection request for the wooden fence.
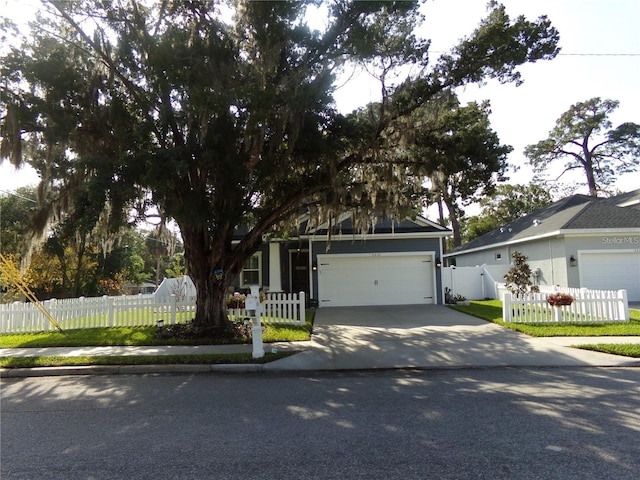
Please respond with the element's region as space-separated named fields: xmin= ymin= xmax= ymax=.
xmin=503 ymin=288 xmax=629 ymax=324
xmin=0 ymin=291 xmax=306 ymax=334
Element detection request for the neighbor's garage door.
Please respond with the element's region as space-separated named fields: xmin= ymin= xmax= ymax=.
xmin=580 ymin=251 xmax=640 ymax=301
xmin=317 ymin=253 xmax=435 ymax=307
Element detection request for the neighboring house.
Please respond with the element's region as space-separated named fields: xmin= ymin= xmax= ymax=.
xmin=154 ymin=276 xmax=196 ymax=301
xmin=125 ymin=281 xmax=157 ymax=295
xmin=153 ymin=214 xmax=451 ymax=307
xmin=444 ymin=189 xmax=640 ymax=301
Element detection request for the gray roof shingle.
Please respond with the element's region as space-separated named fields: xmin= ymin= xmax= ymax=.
xmin=451 ymin=189 xmax=640 ymax=254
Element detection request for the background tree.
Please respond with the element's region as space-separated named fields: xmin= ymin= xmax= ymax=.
xmin=1 ymin=1 xmax=559 ymax=330
xmin=144 ymin=225 xmax=180 ymax=287
xmin=411 ymin=93 xmax=512 ymax=247
xmin=96 ymin=228 xmax=148 ymax=294
xmin=462 ymin=183 xmax=553 ymax=243
xmin=0 ymin=187 xmax=38 ymax=257
xmin=165 ymin=252 xmax=187 ymax=279
xmin=1 ymin=188 xmax=149 ymax=300
xmin=524 ymin=97 xmax=640 ymax=197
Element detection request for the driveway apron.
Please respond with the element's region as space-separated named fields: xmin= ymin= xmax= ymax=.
xmin=264 ymin=305 xmax=638 ymax=371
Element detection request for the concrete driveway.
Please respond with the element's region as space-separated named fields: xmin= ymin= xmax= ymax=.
xmin=264 ymin=305 xmax=640 ymax=371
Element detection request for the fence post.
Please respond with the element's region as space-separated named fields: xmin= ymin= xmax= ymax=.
xmin=299 ymin=291 xmax=306 ymax=324
xmin=619 ymin=289 xmax=629 ymax=321
xmin=171 ymin=294 xmax=177 ymax=325
xmin=503 ymin=293 xmax=512 ymax=322
xmin=106 ymin=296 xmax=115 ymax=328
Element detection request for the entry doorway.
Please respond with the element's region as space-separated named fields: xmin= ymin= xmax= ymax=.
xmin=290 ymin=249 xmax=310 ymax=297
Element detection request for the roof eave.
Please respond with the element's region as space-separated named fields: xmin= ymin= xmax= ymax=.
xmin=444 ymin=227 xmax=640 ymax=258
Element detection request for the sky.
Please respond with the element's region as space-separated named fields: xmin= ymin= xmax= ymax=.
xmin=1 ymin=0 xmax=639 ymax=198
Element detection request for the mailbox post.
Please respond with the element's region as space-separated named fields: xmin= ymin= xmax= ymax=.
xmin=245 ymin=285 xmax=265 ymax=359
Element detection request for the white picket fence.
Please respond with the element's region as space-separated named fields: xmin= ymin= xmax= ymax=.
xmin=503 ymin=287 xmax=629 ymax=323
xmin=0 ymin=291 xmax=306 ymax=333
xmin=228 ymin=292 xmax=306 ymax=326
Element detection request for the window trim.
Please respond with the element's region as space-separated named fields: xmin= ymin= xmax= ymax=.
xmin=240 ymin=252 xmax=262 ymax=287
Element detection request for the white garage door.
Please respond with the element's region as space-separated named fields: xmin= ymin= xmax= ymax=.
xmin=317 ymin=253 xmax=435 ymax=307
xmin=579 ymin=251 xmax=640 ymax=301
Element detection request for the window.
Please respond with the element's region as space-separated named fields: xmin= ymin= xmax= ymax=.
xmin=241 ymin=253 xmax=262 ymax=286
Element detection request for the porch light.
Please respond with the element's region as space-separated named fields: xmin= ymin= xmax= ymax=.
xmin=569 ymin=255 xmax=577 ymax=267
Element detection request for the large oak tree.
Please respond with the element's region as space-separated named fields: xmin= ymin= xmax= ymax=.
xmin=1 ymin=1 xmax=559 ymax=330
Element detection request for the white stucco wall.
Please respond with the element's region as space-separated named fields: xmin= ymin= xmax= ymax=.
xmin=451 ymin=232 xmax=640 ymax=292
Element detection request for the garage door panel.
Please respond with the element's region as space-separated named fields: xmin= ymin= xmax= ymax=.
xmin=580 ymin=251 xmax=640 ymax=301
xmin=318 ymin=254 xmax=435 ymax=307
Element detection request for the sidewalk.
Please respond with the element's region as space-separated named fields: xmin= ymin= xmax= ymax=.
xmin=0 ymin=341 xmax=309 ymax=358
xmin=1 ymin=335 xmax=638 ymax=378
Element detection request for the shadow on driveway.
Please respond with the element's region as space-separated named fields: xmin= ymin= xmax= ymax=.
xmin=265 ymin=305 xmax=639 ymax=371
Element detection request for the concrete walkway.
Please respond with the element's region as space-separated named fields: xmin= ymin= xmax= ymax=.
xmin=1 ymin=305 xmax=639 ymax=376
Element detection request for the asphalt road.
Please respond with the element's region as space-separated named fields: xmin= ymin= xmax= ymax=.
xmin=2 ymin=368 xmax=639 ymax=479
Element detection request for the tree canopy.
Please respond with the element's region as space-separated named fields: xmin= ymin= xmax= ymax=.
xmin=0 ymin=188 xmax=182 ymax=300
xmin=0 ymin=0 xmax=559 ymax=329
xmin=524 ymin=97 xmax=640 ymax=197
xmin=462 ymin=183 xmax=553 ymax=243
xmin=410 ymin=92 xmax=513 ymax=247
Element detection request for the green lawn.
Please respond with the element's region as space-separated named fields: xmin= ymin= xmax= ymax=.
xmin=450 ymin=300 xmax=640 ymax=337
xmin=0 ymin=310 xmax=314 ymax=348
xmin=575 ymin=344 xmax=640 ymax=358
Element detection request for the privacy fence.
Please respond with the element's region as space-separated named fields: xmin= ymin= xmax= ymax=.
xmin=503 ymin=287 xmax=629 ymax=324
xmin=0 ymin=291 xmax=306 ymax=334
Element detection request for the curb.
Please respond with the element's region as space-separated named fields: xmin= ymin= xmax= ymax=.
xmin=0 ymin=363 xmax=266 ymax=378
xmin=3 ymin=361 xmax=639 ymax=378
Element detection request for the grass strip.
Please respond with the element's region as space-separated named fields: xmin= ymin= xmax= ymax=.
xmin=0 ymin=351 xmax=297 ymax=369
xmin=0 ymin=311 xmax=314 ymax=348
xmin=574 ymin=344 xmax=640 ymax=358
xmin=450 ymin=301 xmax=640 ymax=337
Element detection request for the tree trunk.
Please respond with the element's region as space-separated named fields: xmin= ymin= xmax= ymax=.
xmin=437 ymin=194 xmax=446 ymax=226
xmin=441 ymin=191 xmax=462 ymax=247
xmin=180 ymin=223 xmax=240 ymax=334
xmin=178 ymin=213 xmax=270 ymax=333
xmin=73 ymin=235 xmax=87 ymax=298
xmin=583 ymin=145 xmax=598 ymax=197
xmin=191 ymin=268 xmax=231 ymax=334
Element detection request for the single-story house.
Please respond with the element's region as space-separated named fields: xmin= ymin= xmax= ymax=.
xmin=229 ymin=214 xmax=451 ymax=307
xmin=154 ymin=214 xmax=450 ymax=306
xmin=444 ymin=189 xmax=640 ymax=301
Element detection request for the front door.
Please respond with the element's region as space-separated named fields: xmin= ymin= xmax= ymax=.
xmin=290 ymin=250 xmax=310 ymax=297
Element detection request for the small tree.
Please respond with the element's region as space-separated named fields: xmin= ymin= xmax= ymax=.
xmin=504 ymin=251 xmax=539 ymax=296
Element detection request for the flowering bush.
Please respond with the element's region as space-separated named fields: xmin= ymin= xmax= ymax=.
xmin=226 ymin=293 xmax=246 ymax=309
xmin=226 ymin=291 xmax=267 ymax=309
xmin=547 ymin=292 xmax=574 ymax=307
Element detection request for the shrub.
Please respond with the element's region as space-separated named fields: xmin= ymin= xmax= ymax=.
xmin=504 ymin=251 xmax=540 ymax=296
